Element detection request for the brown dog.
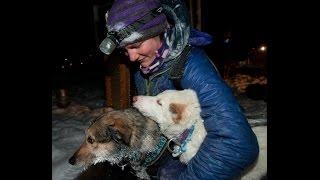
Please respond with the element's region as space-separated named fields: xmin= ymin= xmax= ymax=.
xmin=68 ymin=107 xmax=167 ymax=180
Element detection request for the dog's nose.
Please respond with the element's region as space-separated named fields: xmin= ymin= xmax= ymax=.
xmin=132 ymin=96 xmax=138 ymax=102
xmin=68 ymin=156 xmax=76 ymax=165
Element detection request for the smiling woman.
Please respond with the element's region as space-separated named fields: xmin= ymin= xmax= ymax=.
xmin=96 ymin=0 xmax=261 ymax=179
xmin=125 ymin=36 xmax=162 ymax=67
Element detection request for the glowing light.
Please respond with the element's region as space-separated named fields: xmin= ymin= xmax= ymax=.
xmin=259 ymin=46 xmax=266 ymax=51
xmin=80 ymin=62 xmax=83 ymax=65
xmin=61 ymin=65 xmax=64 ymax=69
xmin=64 ymin=58 xmax=68 ymax=61
xmin=69 ymin=63 xmax=73 ymax=66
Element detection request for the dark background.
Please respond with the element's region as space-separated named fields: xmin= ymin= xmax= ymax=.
xmin=53 ymin=0 xmax=270 ymax=85
xmin=8 ymin=0 xmax=312 ymax=179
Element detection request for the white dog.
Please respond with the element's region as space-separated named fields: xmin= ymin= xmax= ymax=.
xmin=133 ymin=89 xmax=267 ymax=179
xmin=133 ymin=89 xmax=207 ymax=164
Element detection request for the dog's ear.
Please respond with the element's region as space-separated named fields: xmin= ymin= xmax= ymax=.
xmin=90 ymin=107 xmax=114 ymax=123
xmin=169 ymin=103 xmax=186 ymax=123
xmin=107 ymin=126 xmax=122 ymax=144
xmin=108 ymin=122 xmax=132 ymax=145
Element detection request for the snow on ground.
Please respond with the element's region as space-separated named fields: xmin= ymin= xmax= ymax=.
xmin=52 ymin=103 xmax=92 ymax=180
xmin=237 ymin=93 xmax=267 ymax=127
xmin=52 ymin=83 xmax=107 ymax=180
xmin=52 ymin=80 xmax=267 ymax=180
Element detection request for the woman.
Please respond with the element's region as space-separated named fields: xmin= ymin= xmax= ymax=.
xmin=99 ymin=0 xmax=259 ymax=179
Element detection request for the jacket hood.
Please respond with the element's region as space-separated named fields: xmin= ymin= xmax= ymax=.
xmin=161 ymin=0 xmax=213 ymax=61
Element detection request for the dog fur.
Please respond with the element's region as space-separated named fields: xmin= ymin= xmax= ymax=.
xmin=133 ymin=89 xmax=267 ymax=178
xmin=133 ymin=89 xmax=207 ymax=164
xmin=68 ymin=107 xmax=163 ymax=180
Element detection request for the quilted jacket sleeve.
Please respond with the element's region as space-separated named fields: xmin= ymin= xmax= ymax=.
xmin=174 ymin=48 xmax=259 ymax=179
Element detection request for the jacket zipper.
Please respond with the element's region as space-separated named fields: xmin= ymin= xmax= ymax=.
xmin=145 ymin=79 xmax=151 ymax=95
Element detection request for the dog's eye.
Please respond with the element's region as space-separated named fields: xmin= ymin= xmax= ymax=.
xmin=87 ymin=136 xmax=94 ymax=144
xmin=157 ymin=99 xmax=162 ymax=106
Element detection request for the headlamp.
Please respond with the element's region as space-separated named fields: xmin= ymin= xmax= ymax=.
xmin=99 ymin=7 xmax=163 ymax=55
xmin=99 ymin=31 xmax=119 ymax=55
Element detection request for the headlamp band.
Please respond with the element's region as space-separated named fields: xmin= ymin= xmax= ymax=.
xmin=108 ymin=7 xmax=163 ymax=44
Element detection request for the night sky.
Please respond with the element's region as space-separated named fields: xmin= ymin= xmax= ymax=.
xmin=202 ymin=2 xmax=269 ymax=52
xmin=57 ymin=0 xmax=97 ymax=57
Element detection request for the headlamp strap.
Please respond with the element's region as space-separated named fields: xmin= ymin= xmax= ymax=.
xmin=114 ymin=7 xmax=163 ymax=43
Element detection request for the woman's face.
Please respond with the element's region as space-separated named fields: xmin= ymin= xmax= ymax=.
xmin=124 ymin=36 xmax=162 ymax=68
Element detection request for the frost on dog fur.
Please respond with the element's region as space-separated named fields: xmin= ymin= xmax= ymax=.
xmin=133 ymin=89 xmax=207 ymax=163
xmin=68 ymin=107 xmax=164 ymax=180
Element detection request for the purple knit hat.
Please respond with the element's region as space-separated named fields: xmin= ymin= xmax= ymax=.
xmin=99 ymin=0 xmax=168 ymax=55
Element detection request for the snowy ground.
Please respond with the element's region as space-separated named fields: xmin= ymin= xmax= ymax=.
xmin=52 ymin=80 xmax=267 ymax=180
xmin=52 ymin=81 xmax=108 ymax=180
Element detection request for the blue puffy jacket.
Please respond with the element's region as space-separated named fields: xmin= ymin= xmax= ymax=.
xmin=134 ymin=47 xmax=259 ymax=179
